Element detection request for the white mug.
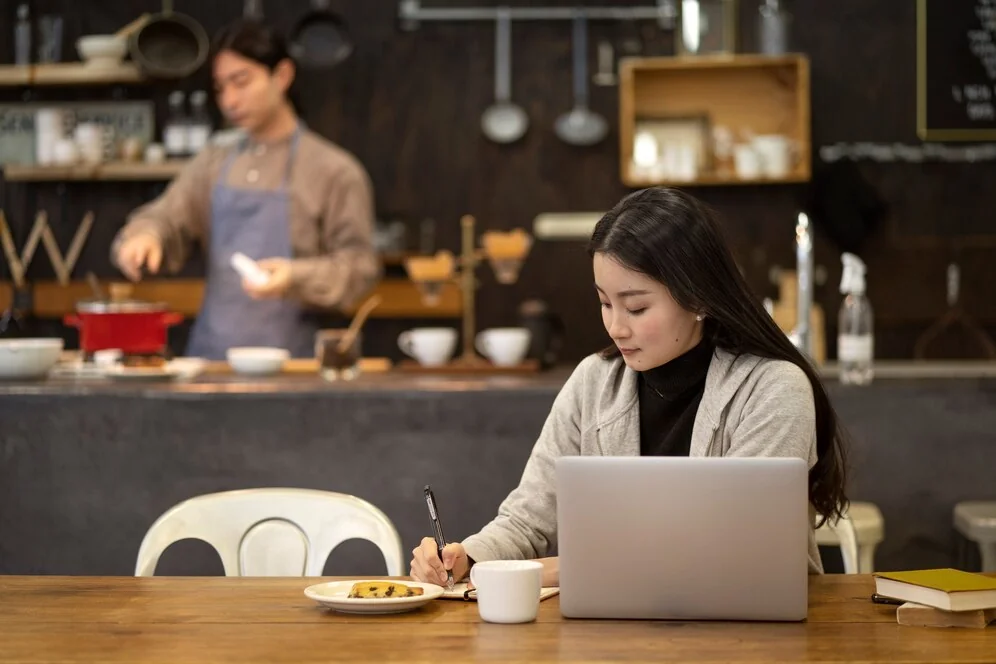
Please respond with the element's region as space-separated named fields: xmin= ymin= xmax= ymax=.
xmin=470 ymin=560 xmax=543 ymax=624
xmin=397 ymin=328 xmax=457 ymax=367
xmin=475 ymin=327 xmax=531 ymax=367
xmin=751 ymin=134 xmax=794 ymax=178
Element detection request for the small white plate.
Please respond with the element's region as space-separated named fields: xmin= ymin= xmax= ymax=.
xmin=304 ymin=580 xmax=444 ymax=615
xmin=102 ymin=358 xmax=205 ymax=382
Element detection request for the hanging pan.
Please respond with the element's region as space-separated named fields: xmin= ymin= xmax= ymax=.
xmin=130 ymin=0 xmax=210 ymax=79
xmin=289 ymin=0 xmax=353 ymax=69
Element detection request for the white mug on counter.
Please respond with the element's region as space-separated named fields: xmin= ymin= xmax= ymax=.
xmin=475 ymin=327 xmax=531 ymax=367
xmin=470 ymin=560 xmax=543 ymax=624
xmin=397 ymin=327 xmax=457 ymax=367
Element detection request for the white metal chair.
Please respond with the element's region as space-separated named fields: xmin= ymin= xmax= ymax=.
xmin=135 ymin=488 xmax=405 ymax=577
xmin=815 ymin=501 xmax=885 ymax=574
xmin=954 ymin=501 xmax=996 ymax=572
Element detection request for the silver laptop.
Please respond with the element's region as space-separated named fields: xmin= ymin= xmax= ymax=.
xmin=556 ymin=456 xmax=809 ymax=621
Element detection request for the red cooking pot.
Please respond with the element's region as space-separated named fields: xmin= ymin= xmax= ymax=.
xmin=65 ymin=295 xmax=183 ymax=356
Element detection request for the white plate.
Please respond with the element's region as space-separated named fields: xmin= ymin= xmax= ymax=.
xmin=304 ymin=580 xmax=444 ymax=615
xmin=101 ymin=358 xmax=205 ymax=382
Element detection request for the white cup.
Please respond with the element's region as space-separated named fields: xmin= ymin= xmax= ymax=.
xmin=475 ymin=327 xmax=531 ymax=367
xmin=144 ymin=143 xmax=166 ymax=164
xmin=398 ymin=328 xmax=457 ymax=367
xmin=52 ymin=138 xmax=79 ymax=165
xmin=752 ymin=134 xmax=794 ymax=178
xmin=470 ymin=560 xmax=543 ymax=624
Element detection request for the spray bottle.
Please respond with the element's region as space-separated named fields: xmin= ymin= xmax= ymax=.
xmin=838 ymin=253 xmax=874 ymax=384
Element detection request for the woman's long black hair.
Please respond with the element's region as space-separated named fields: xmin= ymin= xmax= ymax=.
xmin=589 ymin=186 xmax=848 ymax=525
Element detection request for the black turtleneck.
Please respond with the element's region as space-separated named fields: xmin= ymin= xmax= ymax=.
xmin=638 ymin=340 xmax=714 ymax=457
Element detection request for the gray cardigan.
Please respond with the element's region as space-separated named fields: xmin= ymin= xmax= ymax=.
xmin=462 ymin=347 xmax=824 ymax=573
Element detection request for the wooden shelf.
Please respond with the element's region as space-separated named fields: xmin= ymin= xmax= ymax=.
xmin=3 ymin=161 xmax=189 ymax=182
xmin=0 ymin=66 xmax=31 ymax=86
xmin=619 ymin=54 xmax=811 ymax=187
xmin=0 ymin=281 xmax=11 ymax=313
xmin=0 ymin=63 xmax=143 ymax=87
xmin=19 ymin=277 xmax=462 ymax=320
xmin=623 ymin=170 xmax=811 ymax=187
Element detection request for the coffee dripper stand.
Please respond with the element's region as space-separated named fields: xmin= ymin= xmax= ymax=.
xmin=403 ymin=214 xmax=531 ymax=369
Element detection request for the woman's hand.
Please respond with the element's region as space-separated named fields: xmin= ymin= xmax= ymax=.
xmin=410 ymin=537 xmax=470 ymax=585
xmin=537 ymin=557 xmax=559 ymax=587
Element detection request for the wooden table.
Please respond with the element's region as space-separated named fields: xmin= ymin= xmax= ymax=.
xmin=0 ymin=575 xmax=992 ymax=663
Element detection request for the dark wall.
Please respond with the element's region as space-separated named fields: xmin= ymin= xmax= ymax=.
xmin=3 ymin=0 xmax=996 ymax=361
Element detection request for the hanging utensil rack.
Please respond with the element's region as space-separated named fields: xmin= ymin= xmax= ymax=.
xmin=398 ymin=0 xmax=676 ymax=29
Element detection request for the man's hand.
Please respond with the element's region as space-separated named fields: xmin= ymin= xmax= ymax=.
xmin=115 ymin=232 xmax=162 ymax=281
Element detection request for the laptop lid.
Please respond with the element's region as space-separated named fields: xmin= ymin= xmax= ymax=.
xmin=556 ymin=456 xmax=809 ymax=621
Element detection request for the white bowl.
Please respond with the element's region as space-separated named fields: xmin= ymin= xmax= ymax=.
xmin=226 ymin=347 xmax=290 ymax=376
xmin=0 ymin=338 xmax=65 ymax=380
xmin=76 ymin=35 xmax=128 ymax=68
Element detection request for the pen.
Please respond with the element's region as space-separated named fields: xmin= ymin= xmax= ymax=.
xmin=424 ymin=485 xmax=454 ymax=590
xmin=871 ymin=593 xmax=904 ymax=606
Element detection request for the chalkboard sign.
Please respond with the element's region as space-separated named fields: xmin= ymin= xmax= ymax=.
xmin=917 ymin=0 xmax=996 ymax=141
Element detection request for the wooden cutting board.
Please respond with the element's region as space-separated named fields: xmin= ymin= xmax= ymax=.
xmin=202 ymin=357 xmax=392 ymax=375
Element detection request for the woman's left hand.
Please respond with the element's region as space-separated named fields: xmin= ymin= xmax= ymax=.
xmin=243 ymin=258 xmax=292 ymax=299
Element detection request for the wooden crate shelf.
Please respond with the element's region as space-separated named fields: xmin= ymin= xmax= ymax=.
xmin=3 ymin=161 xmax=189 ymax=182
xmin=619 ymin=54 xmax=811 ymax=187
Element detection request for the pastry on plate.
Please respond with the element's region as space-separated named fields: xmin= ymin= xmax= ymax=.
xmin=347 ymin=581 xmax=425 ymax=599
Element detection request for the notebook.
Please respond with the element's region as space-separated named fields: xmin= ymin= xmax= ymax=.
xmin=439 ymin=582 xmax=560 ymax=602
xmin=874 ymin=569 xmax=996 ymax=612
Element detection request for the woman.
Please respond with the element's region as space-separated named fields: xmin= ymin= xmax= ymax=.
xmin=411 ymin=187 xmax=849 ymax=585
xmin=113 ymin=20 xmax=379 ymax=359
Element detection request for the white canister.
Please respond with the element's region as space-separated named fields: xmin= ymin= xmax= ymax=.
xmin=35 ymin=109 xmax=67 ymax=165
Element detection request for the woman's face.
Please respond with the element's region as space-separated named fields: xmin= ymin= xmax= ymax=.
xmin=213 ymin=50 xmax=293 ymax=132
xmin=594 ymin=253 xmax=703 ymax=370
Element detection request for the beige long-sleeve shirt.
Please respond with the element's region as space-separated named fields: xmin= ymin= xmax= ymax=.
xmin=114 ymin=128 xmax=380 ymax=311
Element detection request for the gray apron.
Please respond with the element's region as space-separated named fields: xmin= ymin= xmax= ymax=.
xmin=187 ymin=129 xmax=318 ymax=360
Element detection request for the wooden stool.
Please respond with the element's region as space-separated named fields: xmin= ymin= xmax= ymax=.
xmin=954 ymin=501 xmax=996 ymax=572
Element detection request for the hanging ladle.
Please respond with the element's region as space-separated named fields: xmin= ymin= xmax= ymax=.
xmin=555 ymin=12 xmax=608 ymax=147
xmin=481 ymin=7 xmax=529 ymax=144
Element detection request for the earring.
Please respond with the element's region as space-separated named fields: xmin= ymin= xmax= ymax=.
xmin=696 ymin=314 xmax=704 ymax=321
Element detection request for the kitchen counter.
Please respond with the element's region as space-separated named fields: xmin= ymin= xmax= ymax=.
xmin=1 ymin=360 xmax=994 ymax=577
xmin=2 ymin=360 xmax=995 ymax=397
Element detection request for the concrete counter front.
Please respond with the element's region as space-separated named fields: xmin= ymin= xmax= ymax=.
xmin=1 ymin=362 xmax=994 ymax=576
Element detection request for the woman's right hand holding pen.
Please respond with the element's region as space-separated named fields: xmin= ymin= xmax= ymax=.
xmin=410 ymin=537 xmax=470 ymax=585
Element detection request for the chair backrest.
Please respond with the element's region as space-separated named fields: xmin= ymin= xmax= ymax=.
xmin=135 ymin=488 xmax=405 ymax=577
